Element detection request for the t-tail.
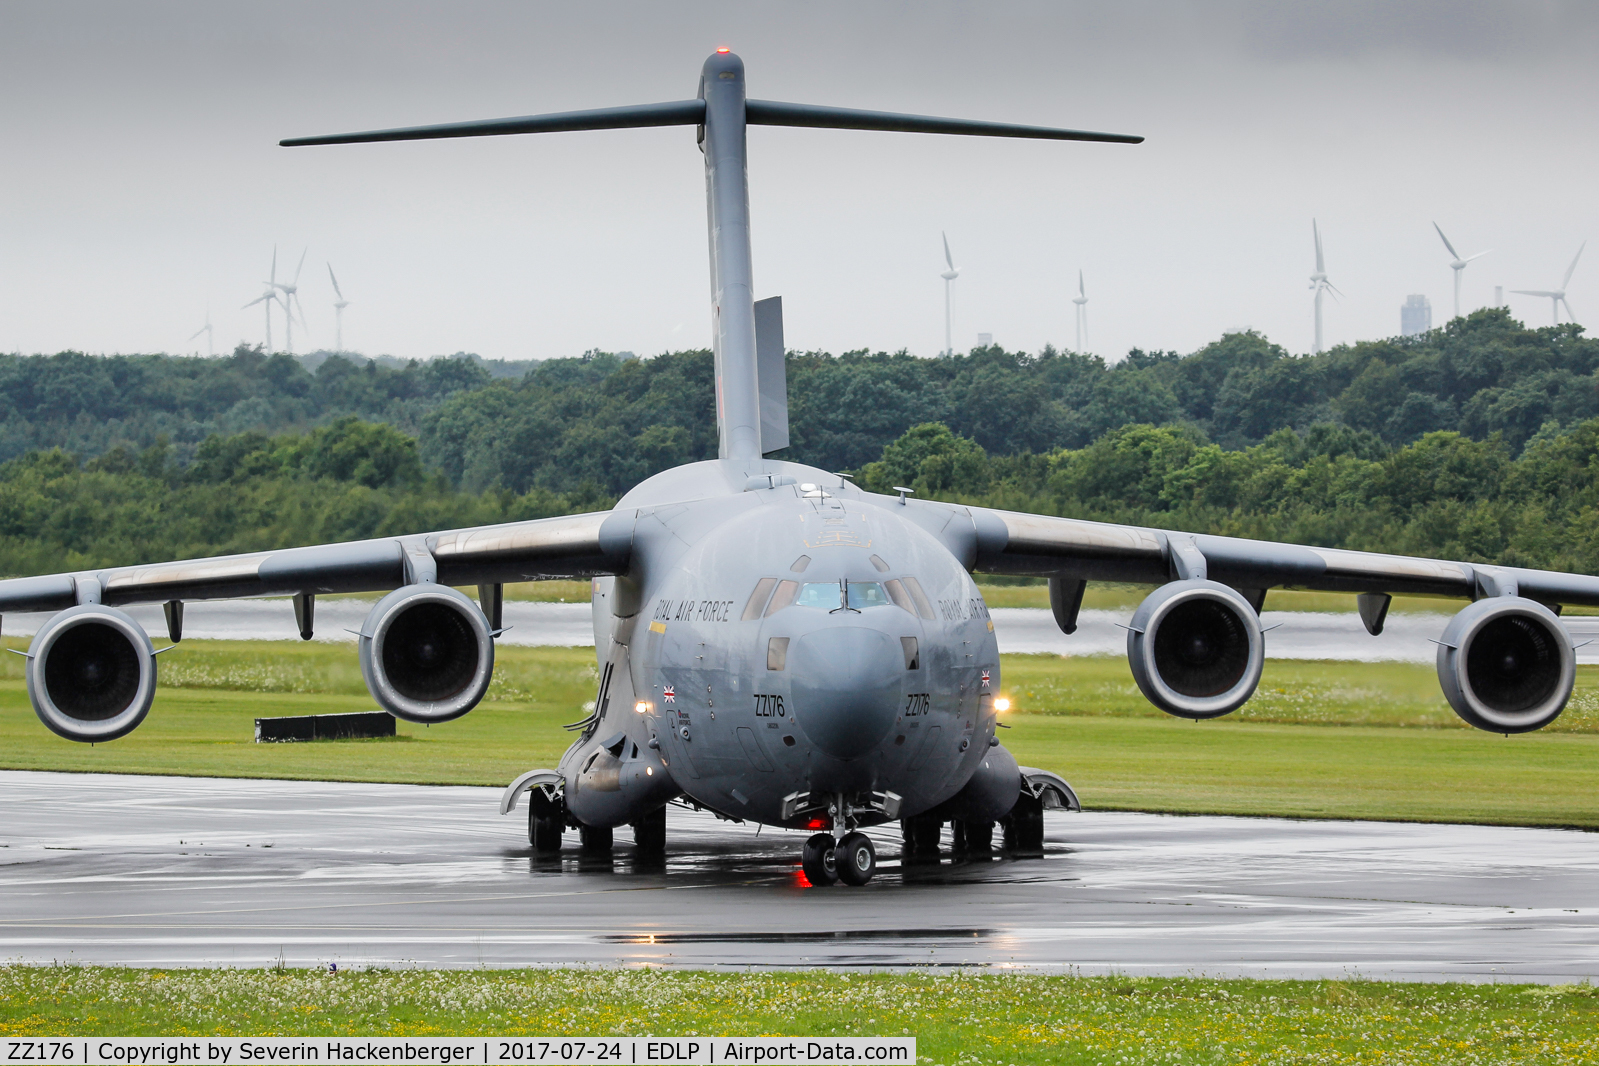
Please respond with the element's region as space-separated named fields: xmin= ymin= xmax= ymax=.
xmin=282 ymin=50 xmax=1142 ymax=460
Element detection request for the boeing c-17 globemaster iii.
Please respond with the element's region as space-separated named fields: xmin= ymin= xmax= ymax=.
xmin=4 ymin=51 xmax=1593 ymax=886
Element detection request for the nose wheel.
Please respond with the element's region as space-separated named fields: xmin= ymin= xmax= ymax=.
xmin=802 ymin=831 xmax=876 ymax=886
xmin=801 ymin=832 xmax=838 ymax=886
xmin=836 ymin=832 xmax=876 ymax=885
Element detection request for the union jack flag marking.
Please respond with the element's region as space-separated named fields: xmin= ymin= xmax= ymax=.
xmin=663 ymin=685 xmax=675 ymax=703
xmin=981 ymin=671 xmax=991 ymax=688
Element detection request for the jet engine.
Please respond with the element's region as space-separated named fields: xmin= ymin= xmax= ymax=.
xmin=26 ymin=604 xmax=157 ymax=743
xmin=358 ymin=585 xmax=494 ymax=723
xmin=1127 ymin=580 xmax=1264 ymax=719
xmin=1437 ymin=597 xmax=1573 ymax=734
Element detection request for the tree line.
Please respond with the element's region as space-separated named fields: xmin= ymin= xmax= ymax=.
xmin=3 ymin=308 xmax=1598 ymax=575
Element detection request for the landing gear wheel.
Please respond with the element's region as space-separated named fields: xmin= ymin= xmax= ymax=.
xmin=632 ymin=806 xmax=666 ymax=856
xmin=1002 ymin=789 xmax=1045 ymax=854
xmin=836 ymin=831 xmax=877 ymax=886
xmin=530 ymin=812 xmax=563 ymax=854
xmin=801 ymin=832 xmax=838 ymax=886
xmin=902 ymin=815 xmax=943 ymax=857
xmin=528 ymin=790 xmax=564 ymax=854
xmin=954 ymin=819 xmax=993 ymax=855
xmin=579 ymin=824 xmax=613 ymax=852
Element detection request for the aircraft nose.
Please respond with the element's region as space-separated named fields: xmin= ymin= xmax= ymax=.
xmin=790 ymin=626 xmax=903 ymax=759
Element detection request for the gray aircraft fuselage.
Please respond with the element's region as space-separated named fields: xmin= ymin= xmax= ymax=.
xmin=563 ymin=458 xmax=1001 ymax=833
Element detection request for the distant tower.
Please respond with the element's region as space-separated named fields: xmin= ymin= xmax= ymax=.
xmin=1401 ymin=294 xmax=1432 ymax=337
xmin=1494 ymin=285 xmax=1504 ymax=308
xmin=977 ymin=333 xmax=993 ymax=347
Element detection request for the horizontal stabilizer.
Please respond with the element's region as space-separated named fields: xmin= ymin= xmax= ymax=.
xmin=283 ymin=99 xmax=1141 ymax=149
xmin=746 ymin=100 xmax=1142 ymax=144
xmin=281 ymin=100 xmax=707 ymax=147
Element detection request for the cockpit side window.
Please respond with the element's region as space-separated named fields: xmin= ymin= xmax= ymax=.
xmin=884 ymin=578 xmax=914 ymax=614
xmin=741 ymin=577 xmax=778 ymax=621
xmin=902 ymin=576 xmax=937 ymax=620
xmin=764 ymin=579 xmax=800 ymax=616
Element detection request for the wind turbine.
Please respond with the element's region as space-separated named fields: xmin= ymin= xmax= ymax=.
xmin=1072 ymin=270 xmax=1088 ymax=353
xmin=939 ymin=231 xmax=960 ymax=357
xmin=272 ymin=247 xmax=310 ymax=354
xmin=242 ymin=247 xmax=282 ymax=353
xmin=188 ymin=308 xmax=214 ymax=357
xmin=1433 ymin=222 xmax=1489 ymax=320
xmin=328 ymin=263 xmax=350 ymax=352
xmin=1513 ymin=243 xmax=1585 ymax=327
xmin=1308 ymin=219 xmax=1342 ymax=354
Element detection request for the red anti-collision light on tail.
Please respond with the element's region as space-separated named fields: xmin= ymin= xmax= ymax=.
xmin=717 ymin=47 xmax=730 ymax=54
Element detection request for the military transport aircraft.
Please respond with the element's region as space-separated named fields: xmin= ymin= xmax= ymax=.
xmin=4 ymin=51 xmax=1593 ymax=886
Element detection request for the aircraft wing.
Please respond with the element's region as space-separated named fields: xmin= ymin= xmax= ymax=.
xmin=966 ymin=506 xmax=1599 ymax=608
xmin=0 ymin=509 xmax=632 ymax=615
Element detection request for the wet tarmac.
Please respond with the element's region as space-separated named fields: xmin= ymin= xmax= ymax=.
xmin=11 ymin=598 xmax=1599 ymax=664
xmin=3 ymin=771 xmax=1596 ymax=981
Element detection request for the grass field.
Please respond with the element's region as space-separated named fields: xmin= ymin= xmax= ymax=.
xmin=2 ymin=968 xmax=1596 ymax=1064
xmin=3 ymin=638 xmax=1598 ymax=828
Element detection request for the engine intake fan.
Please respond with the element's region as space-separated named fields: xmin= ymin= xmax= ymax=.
xmin=27 ymin=604 xmax=157 ymax=743
xmin=1127 ymin=580 xmax=1264 ymax=719
xmin=1437 ymin=597 xmax=1573 ymax=733
xmin=359 ymin=585 xmax=494 ymax=723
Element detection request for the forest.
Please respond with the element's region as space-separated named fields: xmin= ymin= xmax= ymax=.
xmin=3 ymin=307 xmax=1598 ymax=575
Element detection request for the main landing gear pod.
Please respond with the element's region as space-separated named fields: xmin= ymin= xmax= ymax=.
xmin=1127 ymin=580 xmax=1264 ymax=719
xmin=26 ymin=604 xmax=157 ymax=743
xmin=1437 ymin=597 xmax=1574 ymax=733
xmin=359 ymin=585 xmax=494 ymax=723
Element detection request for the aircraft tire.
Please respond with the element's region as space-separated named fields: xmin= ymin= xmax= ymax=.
xmin=529 ymin=810 xmax=562 ymax=854
xmin=836 ymin=832 xmax=877 ymax=886
xmin=632 ymin=806 xmax=666 ymax=856
xmin=579 ymin=824 xmax=613 ymax=852
xmin=901 ymin=815 xmax=942 ymax=857
xmin=1002 ymin=790 xmax=1045 ymax=854
xmin=955 ymin=819 xmax=994 ymax=855
xmin=801 ymin=832 xmax=838 ymax=886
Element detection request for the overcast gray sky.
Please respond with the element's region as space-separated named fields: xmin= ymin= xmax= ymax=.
xmin=1 ymin=1 xmax=1595 ymax=365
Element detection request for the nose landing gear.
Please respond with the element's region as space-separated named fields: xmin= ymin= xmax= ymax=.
xmin=799 ymin=793 xmax=881 ymax=886
xmin=801 ymin=830 xmax=877 ymax=886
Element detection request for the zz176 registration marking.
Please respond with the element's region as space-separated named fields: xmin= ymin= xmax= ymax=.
xmin=904 ymin=693 xmax=931 ymax=716
xmin=754 ymin=694 xmax=786 ymax=717
xmin=8 ymin=1044 xmax=74 ymax=1061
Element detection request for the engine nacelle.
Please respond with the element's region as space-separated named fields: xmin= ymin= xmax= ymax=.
xmin=27 ymin=604 xmax=157 ymax=743
xmin=359 ymin=585 xmax=494 ymax=723
xmin=1437 ymin=597 xmax=1573 ymax=733
xmin=1127 ymin=580 xmax=1264 ymax=719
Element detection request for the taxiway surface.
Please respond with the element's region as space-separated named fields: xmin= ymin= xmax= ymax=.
xmin=3 ymin=771 xmax=1595 ymax=980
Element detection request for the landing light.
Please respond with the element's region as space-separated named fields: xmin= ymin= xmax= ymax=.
xmin=994 ymin=697 xmax=1011 ymax=712
xmin=635 ymin=700 xmax=651 ymax=714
